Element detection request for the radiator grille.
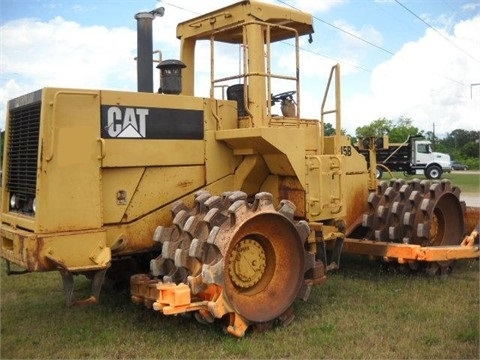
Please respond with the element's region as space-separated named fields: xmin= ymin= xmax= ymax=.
xmin=7 ymin=101 xmax=41 ymax=206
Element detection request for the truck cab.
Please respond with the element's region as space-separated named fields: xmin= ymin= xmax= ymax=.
xmin=412 ymin=138 xmax=452 ymax=179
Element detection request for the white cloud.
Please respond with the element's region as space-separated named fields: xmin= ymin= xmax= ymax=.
xmin=342 ymin=15 xmax=480 ymax=137
xmin=333 ymin=19 xmax=384 ymax=51
xmin=2 ymin=17 xmax=137 ymax=86
xmin=462 ymin=2 xmax=480 ymax=12
xmin=0 ymin=17 xmax=139 ymax=129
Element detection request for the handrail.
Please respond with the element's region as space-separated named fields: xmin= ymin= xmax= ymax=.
xmin=321 ymin=64 xmax=342 ymax=155
xmin=96 ymin=138 xmax=106 ymax=160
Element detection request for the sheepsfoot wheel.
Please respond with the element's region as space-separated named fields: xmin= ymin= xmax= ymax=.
xmin=131 ymin=191 xmax=318 ymax=337
xmin=362 ymin=179 xmax=466 ymax=274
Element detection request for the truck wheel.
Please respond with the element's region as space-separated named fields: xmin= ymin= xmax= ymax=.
xmin=425 ymin=165 xmax=442 ymax=180
xmin=376 ymin=167 xmax=383 ymax=179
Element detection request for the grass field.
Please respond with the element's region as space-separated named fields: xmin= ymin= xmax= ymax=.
xmin=1 ymin=257 xmax=478 ymax=359
xmin=0 ymin=173 xmax=479 ymax=359
xmin=442 ymin=172 xmax=480 ymax=193
xmin=380 ymin=171 xmax=480 ymax=193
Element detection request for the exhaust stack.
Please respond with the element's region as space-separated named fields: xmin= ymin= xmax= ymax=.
xmin=135 ymin=8 xmax=164 ymax=93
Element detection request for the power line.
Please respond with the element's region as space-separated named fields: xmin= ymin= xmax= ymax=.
xmin=280 ymin=40 xmax=373 ymax=73
xmin=157 ymin=1 xmax=200 ymax=15
xmin=276 ymin=0 xmax=395 ymax=56
xmin=372 ymin=0 xmax=418 ymax=36
xmin=393 ymin=0 xmax=480 ymax=64
xmin=315 ymin=16 xmax=395 ymax=55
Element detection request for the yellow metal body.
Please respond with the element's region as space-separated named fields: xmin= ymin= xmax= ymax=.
xmin=1 ymin=91 xmax=364 ymax=272
xmin=0 ymin=89 xmax=239 ymax=271
xmin=1 ymin=0 xmax=367 ymax=275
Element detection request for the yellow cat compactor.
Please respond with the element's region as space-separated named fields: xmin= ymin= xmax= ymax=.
xmin=1 ymin=1 xmax=478 ymax=337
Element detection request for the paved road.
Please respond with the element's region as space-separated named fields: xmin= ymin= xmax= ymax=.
xmin=461 ymin=193 xmax=480 ymax=207
xmin=452 ymin=170 xmax=480 ymax=174
xmin=452 ymin=170 xmax=480 ymax=207
xmin=450 ymin=170 xmax=479 ymax=207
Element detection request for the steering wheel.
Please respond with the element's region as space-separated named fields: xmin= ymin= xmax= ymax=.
xmin=271 ymin=90 xmax=296 ymax=103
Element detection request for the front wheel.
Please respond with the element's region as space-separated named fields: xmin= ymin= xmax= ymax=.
xmin=425 ymin=165 xmax=442 ymax=180
xmin=134 ymin=191 xmax=317 ymax=337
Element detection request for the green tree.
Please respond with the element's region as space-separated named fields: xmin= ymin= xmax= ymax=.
xmin=444 ymin=129 xmax=479 ymax=149
xmin=355 ymin=117 xmax=392 ymax=139
xmin=323 ymin=122 xmax=352 ymax=138
xmin=355 ymin=117 xmax=421 ymax=143
xmin=324 ymin=122 xmax=336 ymax=136
xmin=462 ymin=141 xmax=479 ymax=158
xmin=388 ymin=117 xmax=421 ymax=143
xmin=436 ymin=129 xmax=479 ymax=170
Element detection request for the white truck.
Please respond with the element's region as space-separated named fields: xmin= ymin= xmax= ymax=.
xmin=356 ymin=135 xmax=452 ymax=179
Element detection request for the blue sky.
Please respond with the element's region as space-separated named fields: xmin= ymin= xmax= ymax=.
xmin=1 ymin=0 xmax=479 ymax=136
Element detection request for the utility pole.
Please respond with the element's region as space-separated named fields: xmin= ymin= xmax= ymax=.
xmin=432 ymin=122 xmax=435 ymax=146
xmin=471 ymin=83 xmax=480 ymax=99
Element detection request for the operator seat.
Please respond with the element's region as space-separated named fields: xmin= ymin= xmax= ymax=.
xmin=226 ymin=84 xmax=246 ymax=117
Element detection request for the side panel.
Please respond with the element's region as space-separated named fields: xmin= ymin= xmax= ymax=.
xmin=97 ymin=91 xmax=208 ymax=254
xmin=321 ymin=136 xmax=369 ymax=227
xmin=102 ymin=166 xmax=205 ymax=224
xmin=341 ymin=139 xmax=370 ymax=231
xmin=306 ymin=154 xmax=346 ymax=221
xmin=36 ymin=89 xmax=102 ymax=233
xmin=205 ymin=99 xmax=240 ymax=185
xmin=101 ymin=139 xmax=204 ymax=168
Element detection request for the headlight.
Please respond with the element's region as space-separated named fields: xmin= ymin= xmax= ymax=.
xmin=10 ymin=194 xmax=17 ymax=209
xmin=8 ymin=194 xmax=36 ymax=214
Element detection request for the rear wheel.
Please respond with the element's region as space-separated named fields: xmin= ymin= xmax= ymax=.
xmin=362 ymin=178 xmax=466 ymax=274
xmin=425 ymin=164 xmax=442 ymax=180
